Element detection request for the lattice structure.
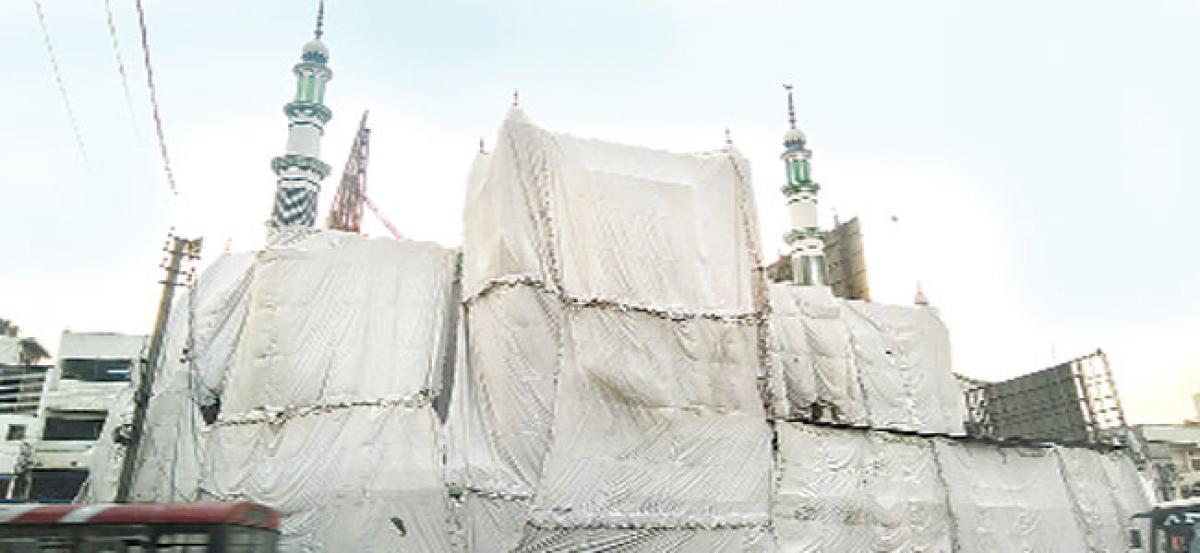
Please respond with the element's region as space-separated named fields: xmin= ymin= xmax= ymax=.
xmin=968 ymin=350 xmax=1127 ymax=444
xmin=957 ymin=373 xmax=994 ymax=438
xmin=327 ymin=111 xmax=371 ymax=233
xmin=1072 ymin=350 xmax=1127 ymax=442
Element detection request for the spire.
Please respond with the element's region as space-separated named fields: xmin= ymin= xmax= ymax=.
xmin=783 ymin=83 xmax=796 ymax=130
xmin=914 ymin=281 xmax=930 ymax=306
xmin=314 ymin=0 xmax=326 ymax=40
xmin=505 ymin=89 xmax=531 ymax=124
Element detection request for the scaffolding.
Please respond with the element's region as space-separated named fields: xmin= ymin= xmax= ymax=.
xmin=963 ymin=350 xmax=1127 ymax=445
xmin=327 ymin=111 xmax=371 ymax=233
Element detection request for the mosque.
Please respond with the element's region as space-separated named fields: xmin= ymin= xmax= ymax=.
xmin=84 ymin=5 xmax=1153 ymax=552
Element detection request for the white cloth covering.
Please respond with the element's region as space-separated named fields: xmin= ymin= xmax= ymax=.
xmin=461 ymin=107 xmax=763 ymax=317
xmin=188 ymin=252 xmax=255 ymax=408
xmin=528 ymin=309 xmax=771 ymax=530
xmin=1054 ymin=446 xmax=1146 ymax=551
xmin=842 ymin=301 xmax=966 ymax=434
xmin=222 ymin=233 xmax=456 ymax=413
xmin=204 ymin=404 xmax=452 ymax=552
xmin=515 ymin=527 xmax=774 ymax=552
xmin=767 ymin=286 xmax=866 ymax=423
xmin=128 ymin=289 xmax=206 ymax=503
xmin=1098 ymin=449 xmax=1154 ymax=530
xmin=98 ymin=233 xmax=460 ymax=553
xmin=766 ymin=284 xmax=966 ymax=434
xmin=934 ymin=439 xmax=1089 ymax=552
xmin=773 ymin=423 xmax=953 ymax=552
xmin=451 ymin=108 xmax=771 ymax=550
xmin=455 ymin=494 xmax=530 ymax=553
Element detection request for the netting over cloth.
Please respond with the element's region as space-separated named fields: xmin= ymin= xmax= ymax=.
xmin=82 ymin=107 xmax=1155 ymax=552
xmin=460 ymin=108 xmax=763 ymax=315
xmin=102 ymin=232 xmax=460 ymax=552
xmin=448 ymin=107 xmax=772 ymax=551
xmin=1055 ymin=445 xmax=1151 ymax=551
xmin=766 ymin=284 xmax=967 ymax=434
xmin=221 ymin=233 xmax=455 ymax=413
xmin=766 ymin=286 xmax=866 ymax=424
xmin=773 ymin=423 xmax=953 ymax=552
xmin=934 ymin=439 xmax=1088 ymax=552
xmin=843 ymin=302 xmax=965 ymax=434
xmin=188 ymin=252 xmax=256 ymax=409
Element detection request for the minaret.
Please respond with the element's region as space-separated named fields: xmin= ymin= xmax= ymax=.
xmin=780 ymin=84 xmax=828 ymax=286
xmin=269 ymin=1 xmax=334 ymax=229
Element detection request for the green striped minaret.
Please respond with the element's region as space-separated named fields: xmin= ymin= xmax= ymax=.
xmin=270 ymin=1 xmax=333 ymax=228
xmin=780 ymin=84 xmax=828 ymax=286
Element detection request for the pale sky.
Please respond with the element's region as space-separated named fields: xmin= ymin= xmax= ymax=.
xmin=2 ymin=1 xmax=1197 ymax=423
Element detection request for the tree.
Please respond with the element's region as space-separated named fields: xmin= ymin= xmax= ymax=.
xmin=0 ymin=319 xmax=50 ymax=365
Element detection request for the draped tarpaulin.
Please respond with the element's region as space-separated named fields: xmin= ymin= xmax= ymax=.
xmin=766 ymin=284 xmax=966 ymax=434
xmin=83 ymin=253 xmax=255 ymax=503
xmin=773 ymin=423 xmax=953 ymax=552
xmin=766 ymin=286 xmax=866 ymax=423
xmin=842 ymin=302 xmax=966 ymax=434
xmin=448 ymin=107 xmax=772 ymax=551
xmin=202 ymin=232 xmax=459 ymax=552
xmin=81 ymin=105 xmax=1156 ymax=552
xmin=1055 ymin=445 xmax=1151 ymax=551
xmin=92 ymin=232 xmax=461 ymax=552
xmin=934 ymin=439 xmax=1089 ymax=552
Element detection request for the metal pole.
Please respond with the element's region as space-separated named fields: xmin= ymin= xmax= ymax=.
xmin=115 ymin=234 xmax=200 ymax=502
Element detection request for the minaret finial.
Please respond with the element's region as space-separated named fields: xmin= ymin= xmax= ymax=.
xmin=783 ymin=83 xmax=796 ymax=130
xmin=914 ymin=281 xmax=930 ymax=306
xmin=512 ymin=89 xmax=520 ymax=107
xmin=314 ymin=0 xmax=326 ymax=40
xmin=479 ymin=137 xmax=486 ymax=154
xmin=724 ymin=127 xmax=733 ymax=146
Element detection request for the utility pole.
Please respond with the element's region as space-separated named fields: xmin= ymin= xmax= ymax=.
xmin=115 ymin=233 xmax=201 ymax=502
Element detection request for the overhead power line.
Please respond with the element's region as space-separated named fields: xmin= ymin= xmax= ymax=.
xmin=103 ymin=0 xmax=138 ymax=125
xmin=133 ymin=0 xmax=178 ymax=194
xmin=32 ymin=0 xmax=89 ymax=166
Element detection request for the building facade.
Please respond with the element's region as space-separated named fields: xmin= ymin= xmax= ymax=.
xmin=0 ymin=362 xmax=49 ymax=498
xmin=26 ymin=331 xmax=145 ymax=500
xmin=1134 ymin=424 xmax=1200 ymax=501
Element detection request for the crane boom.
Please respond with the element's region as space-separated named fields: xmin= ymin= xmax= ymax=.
xmin=327 ymin=111 xmax=370 ymax=232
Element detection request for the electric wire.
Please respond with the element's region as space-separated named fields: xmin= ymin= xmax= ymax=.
xmin=103 ymin=0 xmax=138 ymax=126
xmin=32 ymin=0 xmax=89 ymax=166
xmin=133 ymin=0 xmax=179 ymax=194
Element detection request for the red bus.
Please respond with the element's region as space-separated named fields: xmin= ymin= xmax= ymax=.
xmin=0 ymin=502 xmax=279 ymax=552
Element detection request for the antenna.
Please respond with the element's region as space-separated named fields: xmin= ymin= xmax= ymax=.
xmin=314 ymin=0 xmax=326 ymax=39
xmin=783 ymin=83 xmax=796 ymax=130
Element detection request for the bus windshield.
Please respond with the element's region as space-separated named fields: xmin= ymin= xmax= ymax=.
xmin=1154 ymin=509 xmax=1200 ymax=553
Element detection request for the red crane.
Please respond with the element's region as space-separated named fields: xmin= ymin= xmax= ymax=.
xmin=327 ymin=110 xmax=371 ymax=233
